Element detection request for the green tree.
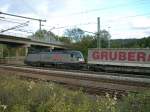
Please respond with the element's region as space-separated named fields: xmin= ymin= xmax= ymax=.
xmin=59 ymin=36 xmax=72 ymax=45
xmin=62 ymin=28 xmax=111 ymax=58
xmin=138 ymin=36 xmax=150 ymax=48
xmin=30 ymin=29 xmax=58 ymax=42
xmin=64 ymin=28 xmax=85 ymax=42
xmin=73 ymin=35 xmax=96 ymax=59
xmin=99 ymin=29 xmax=111 ymax=48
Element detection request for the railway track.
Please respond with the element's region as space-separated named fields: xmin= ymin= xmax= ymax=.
xmin=0 ymin=64 xmax=150 ymax=96
xmin=2 ymin=63 xmax=150 ymax=79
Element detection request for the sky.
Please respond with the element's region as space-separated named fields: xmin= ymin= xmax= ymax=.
xmin=0 ymin=0 xmax=150 ymax=39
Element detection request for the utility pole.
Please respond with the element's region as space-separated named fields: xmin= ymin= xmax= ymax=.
xmin=97 ymin=17 xmax=101 ymax=48
xmin=39 ymin=20 xmax=42 ymax=31
xmin=108 ymin=26 xmax=111 ymax=48
xmin=0 ymin=12 xmax=46 ymax=31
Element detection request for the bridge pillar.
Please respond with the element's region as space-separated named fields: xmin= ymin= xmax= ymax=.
xmin=0 ymin=44 xmax=30 ymax=64
xmin=0 ymin=44 xmax=3 ymax=58
xmin=25 ymin=48 xmax=28 ymax=56
xmin=15 ymin=44 xmax=30 ymax=60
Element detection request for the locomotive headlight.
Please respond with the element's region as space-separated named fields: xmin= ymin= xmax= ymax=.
xmin=78 ymin=58 xmax=84 ymax=62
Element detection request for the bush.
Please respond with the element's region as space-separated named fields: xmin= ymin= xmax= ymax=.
xmin=0 ymin=74 xmax=150 ymax=112
xmin=0 ymin=75 xmax=117 ymax=112
xmin=118 ymin=91 xmax=150 ymax=112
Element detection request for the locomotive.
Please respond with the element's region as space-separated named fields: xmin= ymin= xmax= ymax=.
xmin=24 ymin=50 xmax=85 ymax=69
xmin=24 ymin=48 xmax=150 ymax=74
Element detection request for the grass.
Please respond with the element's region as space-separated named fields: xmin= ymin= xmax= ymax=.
xmin=0 ymin=74 xmax=150 ymax=112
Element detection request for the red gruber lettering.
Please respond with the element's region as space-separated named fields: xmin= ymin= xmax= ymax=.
xmin=147 ymin=54 xmax=150 ymax=61
xmin=109 ymin=51 xmax=117 ymax=60
xmin=91 ymin=50 xmax=149 ymax=62
xmin=137 ymin=52 xmax=145 ymax=62
xmin=101 ymin=51 xmax=108 ymax=60
xmin=128 ymin=52 xmax=136 ymax=61
xmin=119 ymin=52 xmax=126 ymax=61
xmin=92 ymin=51 xmax=99 ymax=60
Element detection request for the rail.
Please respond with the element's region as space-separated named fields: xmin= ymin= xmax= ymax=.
xmin=0 ymin=65 xmax=149 ymax=96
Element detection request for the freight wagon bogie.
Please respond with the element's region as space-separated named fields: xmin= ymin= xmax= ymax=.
xmin=40 ymin=61 xmax=84 ymax=69
xmin=88 ymin=64 xmax=105 ymax=72
xmin=105 ymin=65 xmax=149 ymax=74
xmin=88 ymin=64 xmax=150 ymax=74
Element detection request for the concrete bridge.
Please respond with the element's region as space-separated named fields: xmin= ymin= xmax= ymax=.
xmin=0 ymin=34 xmax=66 ymax=49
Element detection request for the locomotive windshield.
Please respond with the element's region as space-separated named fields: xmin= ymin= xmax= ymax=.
xmin=71 ymin=51 xmax=84 ymax=58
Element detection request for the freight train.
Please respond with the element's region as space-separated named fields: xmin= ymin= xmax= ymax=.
xmin=24 ymin=48 xmax=150 ymax=74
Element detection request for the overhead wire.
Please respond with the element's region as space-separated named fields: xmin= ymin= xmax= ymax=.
xmin=14 ymin=29 xmax=34 ymax=34
xmin=42 ymin=11 xmax=150 ymax=32
xmin=106 ymin=12 xmax=150 ymax=22
xmin=48 ymin=0 xmax=149 ymax=18
xmin=0 ymin=21 xmax=29 ymax=33
xmin=0 ymin=18 xmax=23 ymax=24
xmin=0 ymin=16 xmax=29 ymax=23
xmin=43 ymin=22 xmax=96 ymax=30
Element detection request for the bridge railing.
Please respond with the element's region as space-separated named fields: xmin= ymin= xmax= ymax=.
xmin=30 ymin=36 xmax=64 ymax=45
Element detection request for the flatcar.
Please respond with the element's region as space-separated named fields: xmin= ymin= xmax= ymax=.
xmin=24 ymin=50 xmax=85 ymax=69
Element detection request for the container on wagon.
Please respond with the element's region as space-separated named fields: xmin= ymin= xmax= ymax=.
xmin=88 ymin=48 xmax=150 ymax=68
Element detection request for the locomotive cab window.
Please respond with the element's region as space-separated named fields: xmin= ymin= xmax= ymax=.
xmin=70 ymin=53 xmax=74 ymax=58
